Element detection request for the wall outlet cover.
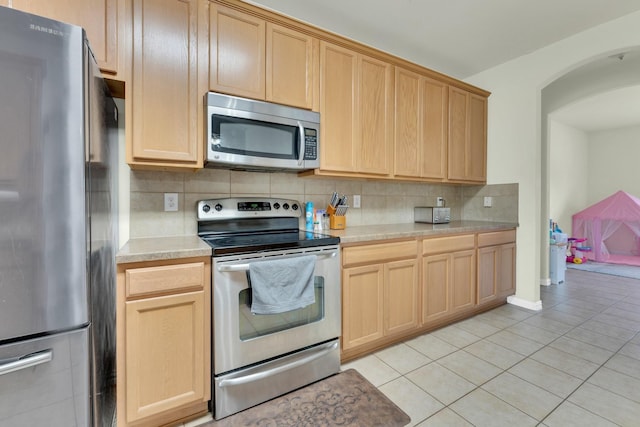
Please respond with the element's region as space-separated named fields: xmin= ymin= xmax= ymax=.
xmin=164 ymin=193 xmax=179 ymax=211
xmin=483 ymin=196 xmax=492 ymax=208
xmin=353 ymin=194 xmax=361 ymax=208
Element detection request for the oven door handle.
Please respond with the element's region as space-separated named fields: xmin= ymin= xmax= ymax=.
xmin=217 ymin=251 xmax=338 ymax=272
xmin=218 ymin=341 xmax=338 ymax=388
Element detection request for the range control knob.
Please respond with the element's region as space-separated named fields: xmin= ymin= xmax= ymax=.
xmin=291 ymin=203 xmax=299 ymax=211
xmin=214 ymin=203 xmax=223 ymax=212
xmin=202 ymin=204 xmax=211 ymax=213
xmin=273 ymin=202 xmax=281 ymax=209
xmin=283 ymin=203 xmax=290 ymax=210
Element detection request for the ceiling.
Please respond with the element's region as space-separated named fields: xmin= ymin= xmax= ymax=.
xmin=550 ymin=86 xmax=640 ymax=132
xmin=247 ymin=0 xmax=640 ymax=132
xmin=247 ymin=0 xmax=640 ymax=79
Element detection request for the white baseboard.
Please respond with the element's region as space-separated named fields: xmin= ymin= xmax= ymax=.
xmin=507 ymin=295 xmax=543 ymax=311
xmin=540 ymin=278 xmax=551 ymax=287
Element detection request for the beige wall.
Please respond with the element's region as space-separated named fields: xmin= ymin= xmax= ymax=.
xmin=467 ymin=10 xmax=640 ymax=307
xmin=549 ymin=119 xmax=588 ymax=236
xmin=587 ymin=124 xmax=640 ymax=204
xmin=125 ymin=168 xmax=517 ymax=239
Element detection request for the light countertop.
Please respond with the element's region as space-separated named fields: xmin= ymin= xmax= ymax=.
xmin=116 ymin=235 xmax=212 ymax=264
xmin=331 ymin=220 xmax=518 ymax=245
xmin=117 ymin=221 xmax=518 ymax=264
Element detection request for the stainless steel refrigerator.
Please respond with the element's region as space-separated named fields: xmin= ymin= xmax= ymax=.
xmin=0 ymin=6 xmax=118 ymax=427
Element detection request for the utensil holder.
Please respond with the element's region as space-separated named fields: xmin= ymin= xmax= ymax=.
xmin=330 ymin=215 xmax=346 ymax=230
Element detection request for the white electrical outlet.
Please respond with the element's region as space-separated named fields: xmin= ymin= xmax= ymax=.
xmin=164 ymin=193 xmax=179 ymax=211
xmin=436 ymin=197 xmax=444 ymax=207
xmin=483 ymin=196 xmax=492 ymax=208
xmin=353 ymin=194 xmax=361 ymax=208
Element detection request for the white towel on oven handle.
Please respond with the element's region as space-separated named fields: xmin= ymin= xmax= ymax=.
xmin=249 ymin=254 xmax=316 ymax=314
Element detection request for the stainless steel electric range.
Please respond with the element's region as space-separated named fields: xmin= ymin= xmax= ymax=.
xmin=197 ymin=197 xmax=341 ymax=420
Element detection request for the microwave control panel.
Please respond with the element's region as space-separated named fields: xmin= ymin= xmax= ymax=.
xmin=304 ymin=128 xmax=318 ymax=160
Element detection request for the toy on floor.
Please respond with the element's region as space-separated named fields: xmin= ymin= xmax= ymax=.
xmin=566 ymin=237 xmax=592 ymax=263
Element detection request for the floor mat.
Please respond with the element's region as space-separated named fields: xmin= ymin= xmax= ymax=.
xmin=198 ymin=369 xmax=411 ymax=427
xmin=566 ymin=261 xmax=640 ymax=280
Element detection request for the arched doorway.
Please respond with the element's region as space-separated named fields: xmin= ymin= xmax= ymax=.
xmin=540 ymin=48 xmax=640 ymax=282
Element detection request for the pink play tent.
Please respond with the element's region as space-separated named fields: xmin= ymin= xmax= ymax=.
xmin=572 ymin=191 xmax=640 ymax=266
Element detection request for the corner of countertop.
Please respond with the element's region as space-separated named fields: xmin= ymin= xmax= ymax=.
xmin=116 ymin=235 xmax=212 ymax=264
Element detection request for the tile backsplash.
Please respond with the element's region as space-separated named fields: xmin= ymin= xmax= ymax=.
xmin=128 ymin=168 xmax=518 ymax=239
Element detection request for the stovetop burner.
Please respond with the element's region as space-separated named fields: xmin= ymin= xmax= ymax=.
xmin=201 ymin=230 xmax=339 ymax=255
xmin=197 ymin=197 xmax=340 ymax=255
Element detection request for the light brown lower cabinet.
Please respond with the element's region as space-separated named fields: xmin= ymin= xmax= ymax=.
xmin=421 ymin=234 xmax=476 ymax=324
xmin=117 ymin=257 xmax=211 ymax=427
xmin=339 ymin=229 xmax=516 ymax=363
xmin=341 ymin=241 xmax=419 ymax=356
xmin=477 ymin=230 xmax=516 ymax=306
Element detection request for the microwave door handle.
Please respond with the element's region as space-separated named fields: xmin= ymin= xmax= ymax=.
xmin=297 ymin=121 xmax=304 ymax=166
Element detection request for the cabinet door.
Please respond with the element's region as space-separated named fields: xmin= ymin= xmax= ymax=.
xmin=266 ymin=22 xmax=316 ymax=109
xmin=477 ymin=246 xmax=498 ymax=305
xmin=384 ymin=259 xmax=419 ymax=335
xmin=125 ymin=291 xmax=205 ymax=423
xmin=342 ymin=264 xmax=384 ymax=350
xmin=447 ymin=86 xmax=468 ymax=181
xmin=209 ymin=3 xmax=265 ymax=99
xmin=394 ymin=70 xmax=447 ymax=180
xmin=10 ymin=0 xmax=119 ymax=75
xmin=422 ymin=253 xmax=449 ymax=324
xmin=450 ymin=249 xmax=476 ymax=313
xmin=421 ymin=77 xmax=448 ymax=179
xmin=497 ymin=242 xmax=516 ymax=297
xmin=448 ymin=87 xmax=487 ymax=182
xmin=129 ymin=0 xmax=204 ymax=168
xmin=320 ymin=41 xmax=358 ymax=172
xmin=467 ymin=93 xmax=487 ymax=182
xmin=358 ymin=54 xmax=393 ymax=175
xmin=394 ymin=67 xmax=421 ymax=177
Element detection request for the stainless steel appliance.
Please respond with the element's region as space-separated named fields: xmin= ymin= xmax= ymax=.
xmin=197 ymin=198 xmax=341 ymax=419
xmin=0 ymin=6 xmax=118 ymax=427
xmin=205 ymin=92 xmax=320 ymax=171
xmin=415 ymin=206 xmax=451 ymax=224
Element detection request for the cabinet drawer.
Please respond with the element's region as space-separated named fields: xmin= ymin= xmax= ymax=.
xmin=422 ymin=234 xmax=475 ymax=255
xmin=126 ymin=262 xmax=205 ymax=298
xmin=343 ymin=240 xmax=417 ymax=266
xmin=477 ymin=229 xmax=516 ymax=247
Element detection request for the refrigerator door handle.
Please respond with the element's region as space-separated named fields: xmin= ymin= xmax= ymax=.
xmin=0 ymin=349 xmax=53 ymax=376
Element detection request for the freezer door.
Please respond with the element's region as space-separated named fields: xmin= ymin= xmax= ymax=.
xmin=0 ymin=328 xmax=90 ymax=426
xmin=0 ymin=7 xmax=89 ymax=341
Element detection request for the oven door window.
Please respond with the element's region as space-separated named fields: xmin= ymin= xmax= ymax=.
xmin=238 ymin=276 xmax=324 ymax=341
xmin=211 ymin=115 xmax=299 ymax=160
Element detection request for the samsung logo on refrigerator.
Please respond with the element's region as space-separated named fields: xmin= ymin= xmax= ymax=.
xmin=29 ymin=24 xmax=64 ymax=37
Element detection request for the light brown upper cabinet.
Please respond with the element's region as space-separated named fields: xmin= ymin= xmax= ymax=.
xmin=125 ymin=0 xmax=207 ymax=170
xmin=448 ymin=87 xmax=487 ymax=183
xmin=394 ymin=67 xmax=447 ymax=180
xmin=6 ymin=0 xmax=122 ymax=77
xmin=319 ymin=41 xmax=393 ymax=177
xmin=209 ymin=2 xmax=318 ymax=110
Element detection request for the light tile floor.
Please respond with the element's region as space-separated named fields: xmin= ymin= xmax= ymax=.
xmin=341 ymin=269 xmax=640 ymax=426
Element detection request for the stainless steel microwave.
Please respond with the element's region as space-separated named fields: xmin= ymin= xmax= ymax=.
xmin=205 ymin=92 xmax=320 ymax=171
